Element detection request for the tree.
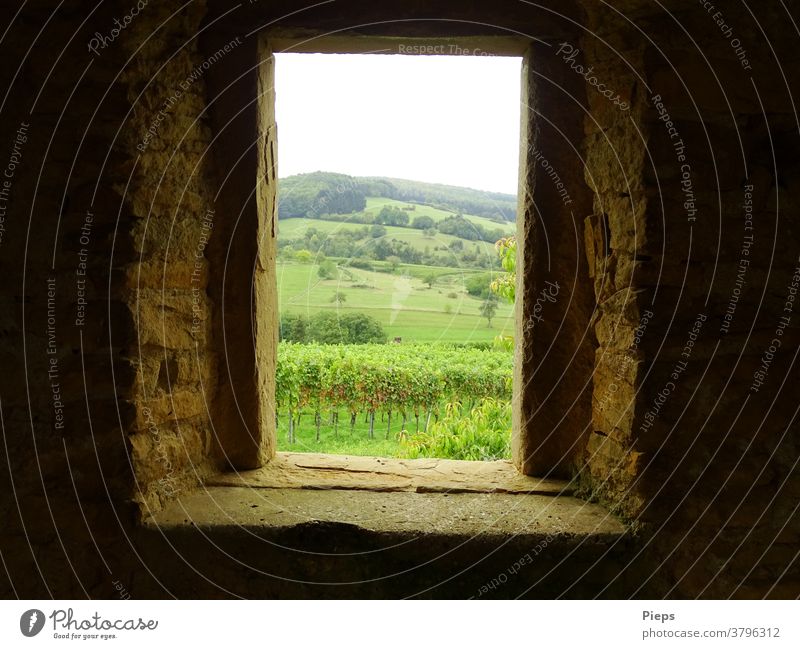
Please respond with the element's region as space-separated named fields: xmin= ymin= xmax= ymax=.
xmin=438 ymin=214 xmax=481 ymax=240
xmin=370 ymin=224 xmax=387 ymax=238
xmin=423 ymin=272 xmax=437 ymax=289
xmin=376 ymin=205 xmax=409 ymax=226
xmin=317 ymin=259 xmax=336 ymax=279
xmin=305 ymin=312 xmax=386 ymax=344
xmin=306 ymin=312 xmax=342 ymax=344
xmin=330 ymin=291 xmax=346 ymax=305
xmin=313 ymin=186 xmax=366 ymax=216
xmin=340 ymin=313 xmax=386 ymax=343
xmin=411 ymin=215 xmax=435 ymax=230
xmin=277 ymin=171 xmax=518 ymax=222
xmin=294 ymin=249 xmax=313 ymax=263
xmin=465 ymin=272 xmax=493 ymax=298
xmin=279 ymin=313 xmax=309 ymax=342
xmin=481 ymin=294 xmax=499 ymax=327
xmin=372 ymin=239 xmax=392 ymax=260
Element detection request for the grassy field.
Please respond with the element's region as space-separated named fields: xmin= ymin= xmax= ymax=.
xmin=278 ymin=260 xmax=514 ymax=343
xmin=277 ymin=406 xmax=411 ymax=456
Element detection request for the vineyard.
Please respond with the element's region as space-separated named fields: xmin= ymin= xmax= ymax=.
xmin=275 ymin=342 xmax=513 ymax=458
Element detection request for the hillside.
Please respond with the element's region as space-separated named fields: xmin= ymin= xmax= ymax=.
xmin=278 ymin=260 xmax=513 ymax=343
xmin=278 ymin=171 xmax=517 ymax=223
xmin=276 ymin=172 xmax=517 ymax=345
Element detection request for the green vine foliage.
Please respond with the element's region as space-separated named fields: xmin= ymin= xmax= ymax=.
xmin=276 ymin=343 xmax=513 ymax=418
xmin=398 ymin=398 xmax=511 ymax=461
xmin=490 ymin=236 xmax=516 ymax=303
xmin=491 ymin=236 xmax=516 ymax=352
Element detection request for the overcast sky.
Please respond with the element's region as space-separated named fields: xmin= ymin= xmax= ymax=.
xmin=274 ymin=53 xmax=522 ymax=195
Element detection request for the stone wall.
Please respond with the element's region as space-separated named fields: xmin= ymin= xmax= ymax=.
xmin=0 ymin=0 xmax=797 ymax=598
xmin=121 ymin=1 xmax=221 ymax=513
xmin=0 ymin=0 xmax=223 ymax=597
xmin=513 ymin=41 xmax=596 ymax=478
xmin=579 ymin=2 xmax=800 ymax=596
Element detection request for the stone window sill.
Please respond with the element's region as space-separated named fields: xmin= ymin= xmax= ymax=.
xmin=145 ymin=453 xmax=626 ymax=543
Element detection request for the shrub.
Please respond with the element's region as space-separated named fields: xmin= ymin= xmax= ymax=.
xmin=465 ymin=272 xmax=494 ymax=297
xmin=444 ymin=341 xmax=493 ymax=351
xmin=317 ymin=259 xmax=336 ymax=279
xmin=411 ymin=215 xmax=435 ymax=230
xmin=348 ymin=258 xmax=374 ymax=271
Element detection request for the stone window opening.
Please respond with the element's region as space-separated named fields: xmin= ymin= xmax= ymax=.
xmin=138 ymin=14 xmax=628 ymax=598
xmin=268 ymin=50 xmax=521 ymax=463
xmin=197 ymin=28 xmax=597 ymax=493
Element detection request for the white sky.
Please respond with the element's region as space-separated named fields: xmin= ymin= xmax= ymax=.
xmin=274 ymin=53 xmax=522 ymax=195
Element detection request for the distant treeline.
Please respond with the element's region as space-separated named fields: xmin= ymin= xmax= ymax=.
xmin=278 ymin=171 xmax=516 ymax=223
xmin=280 ymin=311 xmax=386 ymax=345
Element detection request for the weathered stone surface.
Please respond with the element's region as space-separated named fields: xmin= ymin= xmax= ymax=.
xmin=513 ymin=41 xmax=596 ymax=478
xmin=208 ymin=453 xmax=572 ymax=495
xmin=148 ymin=486 xmax=625 ymax=539
xmin=2 ymin=0 xmax=799 ymax=600
xmin=136 ymin=485 xmax=633 ymax=598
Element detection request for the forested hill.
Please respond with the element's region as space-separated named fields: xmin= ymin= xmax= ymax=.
xmin=278 ymin=171 xmax=517 ymax=223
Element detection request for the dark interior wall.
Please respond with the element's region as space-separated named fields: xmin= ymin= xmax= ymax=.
xmin=579 ymin=2 xmax=800 ymax=596
xmin=0 ymin=0 xmax=221 ymax=598
xmin=0 ymin=0 xmax=798 ymax=598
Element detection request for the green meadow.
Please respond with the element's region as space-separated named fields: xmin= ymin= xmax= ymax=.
xmin=277 ymin=260 xmax=514 ymax=343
